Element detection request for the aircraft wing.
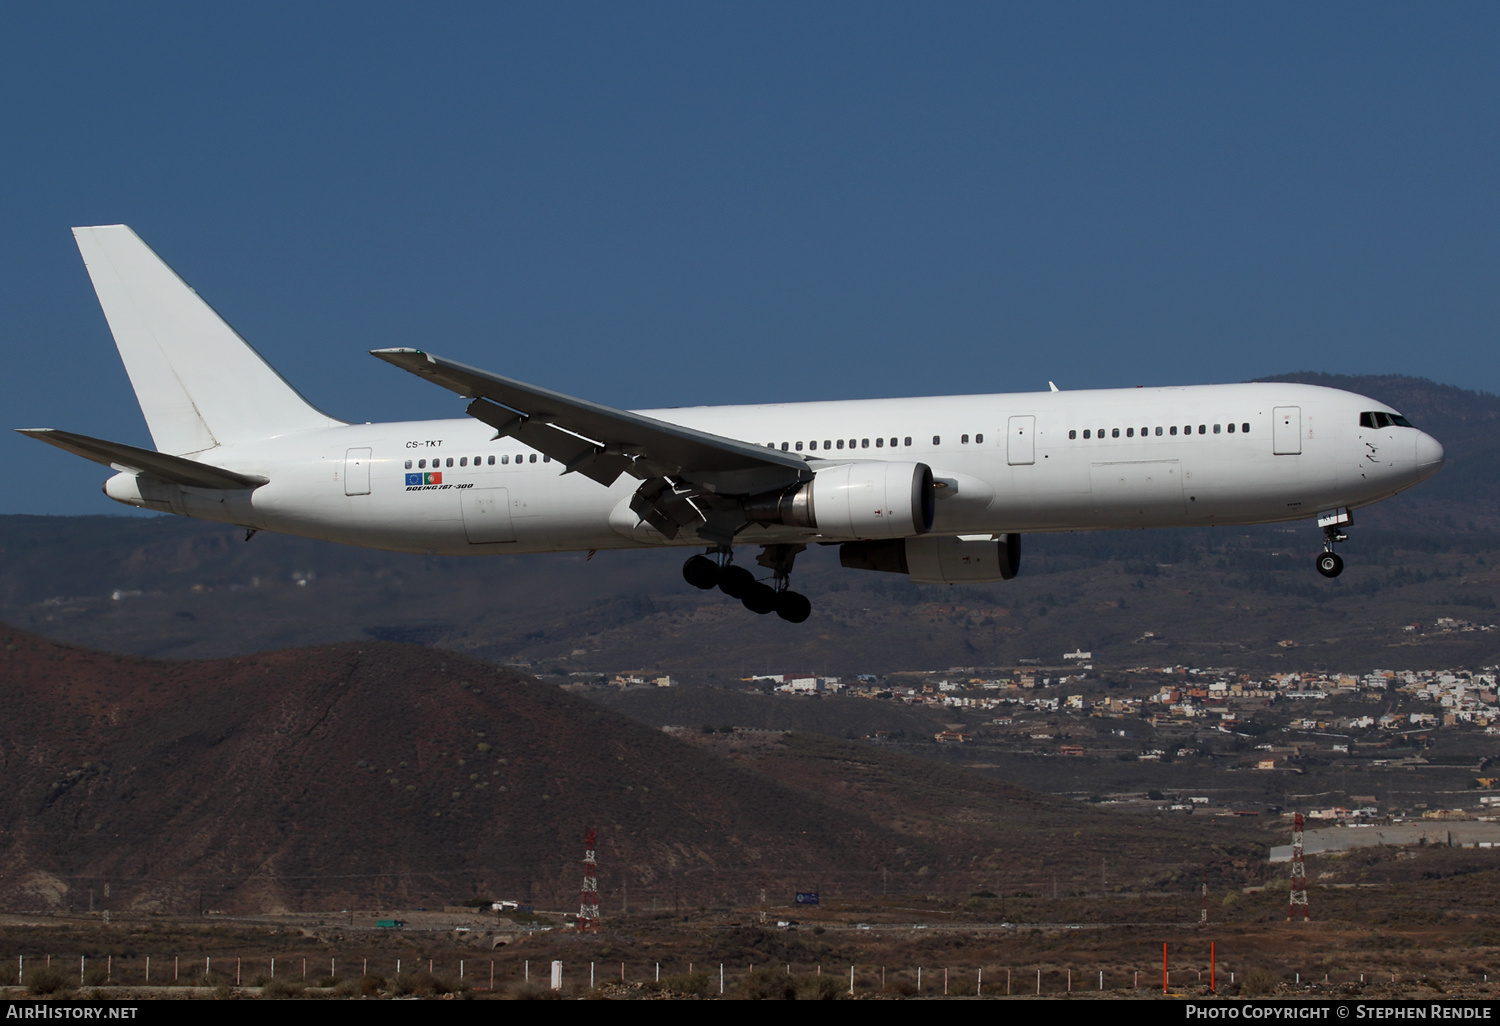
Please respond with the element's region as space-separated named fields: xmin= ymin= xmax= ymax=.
xmin=16 ymin=428 xmax=267 ymax=489
xmin=371 ymin=348 xmax=810 ymax=496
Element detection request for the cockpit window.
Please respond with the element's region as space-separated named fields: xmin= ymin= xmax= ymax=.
xmin=1360 ymin=411 xmax=1415 ymax=429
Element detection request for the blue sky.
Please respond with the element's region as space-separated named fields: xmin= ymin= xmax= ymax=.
xmin=4 ymin=3 xmax=1498 ymax=514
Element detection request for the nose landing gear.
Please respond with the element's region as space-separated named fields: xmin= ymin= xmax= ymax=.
xmin=1315 ymin=509 xmax=1351 ymax=578
xmin=680 ymin=543 xmax=812 ymax=622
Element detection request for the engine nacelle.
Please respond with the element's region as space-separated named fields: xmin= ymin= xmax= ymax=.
xmin=744 ymin=461 xmax=934 ymax=540
xmin=840 ymin=533 xmax=1022 ymax=583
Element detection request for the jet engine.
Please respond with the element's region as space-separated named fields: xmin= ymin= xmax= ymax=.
xmin=743 ymin=461 xmax=935 ymax=540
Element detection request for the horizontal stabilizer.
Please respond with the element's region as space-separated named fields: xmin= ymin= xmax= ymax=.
xmin=16 ymin=428 xmax=267 ymax=489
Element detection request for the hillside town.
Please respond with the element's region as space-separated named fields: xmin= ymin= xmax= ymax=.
xmin=595 ymin=655 xmax=1500 ymax=735
xmin=575 ymin=632 xmax=1500 ymax=825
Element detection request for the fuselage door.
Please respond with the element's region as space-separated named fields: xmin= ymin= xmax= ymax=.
xmin=1273 ymin=407 xmax=1302 ymax=455
xmin=1007 ymin=415 xmax=1036 ymax=466
xmin=344 ymin=448 xmax=372 ymax=495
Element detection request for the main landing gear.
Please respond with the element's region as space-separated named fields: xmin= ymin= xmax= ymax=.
xmin=682 ymin=544 xmax=812 ymax=623
xmin=1315 ymin=509 xmax=1351 ymax=578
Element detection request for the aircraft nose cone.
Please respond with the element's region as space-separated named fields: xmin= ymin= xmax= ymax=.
xmin=1416 ymin=431 xmax=1444 ymax=468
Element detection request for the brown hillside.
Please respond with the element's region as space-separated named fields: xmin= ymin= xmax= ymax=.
xmin=0 ymin=625 xmax=1254 ymax=913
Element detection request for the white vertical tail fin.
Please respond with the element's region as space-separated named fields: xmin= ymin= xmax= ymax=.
xmin=72 ymin=225 xmax=343 ymax=455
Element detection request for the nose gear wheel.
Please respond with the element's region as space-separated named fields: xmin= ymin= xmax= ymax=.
xmin=1314 ymin=509 xmax=1351 ymax=578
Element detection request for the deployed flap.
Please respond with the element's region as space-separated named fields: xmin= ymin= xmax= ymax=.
xmin=17 ymin=428 xmax=267 ymax=489
xmin=371 ymin=348 xmax=809 ymax=495
xmin=72 ymin=225 xmax=343 ymax=455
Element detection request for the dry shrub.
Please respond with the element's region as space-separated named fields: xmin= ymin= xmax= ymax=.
xmin=794 ymin=974 xmax=845 ymax=1000
xmin=739 ymin=966 xmax=796 ymax=1000
xmin=1244 ymin=967 xmax=1279 ymax=996
xmin=25 ymin=965 xmax=72 ymax=997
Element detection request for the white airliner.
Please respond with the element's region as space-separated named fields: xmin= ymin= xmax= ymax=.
xmin=20 ymin=226 xmax=1445 ymax=623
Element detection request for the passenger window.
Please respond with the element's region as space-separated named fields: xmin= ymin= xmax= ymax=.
xmin=529 ymin=454 xmax=537 ymax=463
xmin=903 ymin=437 xmax=912 ymax=446
xmin=1112 ymin=428 xmax=1120 ymax=438
xmin=1227 ymin=423 xmax=1235 ymax=433
xmin=543 ymin=455 xmax=550 ymax=463
xmin=961 ymin=434 xmax=970 ymax=444
xmin=405 ymin=460 xmax=412 ymax=469
xmin=1242 ymin=422 xmax=1250 ymax=433
xmin=781 ymin=442 xmax=789 ymax=451
xmin=1069 ymin=430 xmax=1077 ymax=440
xmin=1154 ymin=426 xmax=1163 ymax=436
xmin=1126 ymin=428 xmax=1134 ymax=438
xmin=460 ymin=457 xmax=468 ymax=466
xmin=861 ymin=438 xmax=869 ymax=448
xmin=875 ymin=437 xmax=884 ymax=447
xmin=446 ymin=458 xmax=454 ymax=468
xmin=1213 ymin=424 xmax=1221 ymax=434
xmin=837 ymin=439 xmax=845 ymax=449
xmin=976 ymin=433 xmax=983 ymax=444
xmin=933 ymin=435 xmax=941 ymax=445
xmin=1169 ymin=426 xmax=1177 ymax=436
xmin=502 ymin=455 xmax=509 ymax=464
xmin=1198 ymin=425 xmax=1206 ymax=435
xmin=826 ymin=440 xmax=833 ymax=449
xmin=795 ymin=442 xmax=803 ymax=451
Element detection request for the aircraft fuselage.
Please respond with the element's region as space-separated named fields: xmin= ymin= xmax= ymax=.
xmin=102 ymin=381 xmax=1444 ymax=556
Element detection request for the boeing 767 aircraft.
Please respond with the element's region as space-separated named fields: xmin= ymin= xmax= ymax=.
xmin=20 ymin=226 xmax=1445 ymax=623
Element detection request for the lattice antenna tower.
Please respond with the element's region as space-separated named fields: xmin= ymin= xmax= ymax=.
xmin=1287 ymin=813 xmax=1309 ymax=921
xmin=578 ymin=827 xmax=600 ymax=933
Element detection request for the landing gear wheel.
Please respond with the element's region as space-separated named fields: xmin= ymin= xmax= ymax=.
xmin=718 ymin=565 xmax=755 ymax=599
xmin=1316 ymin=552 xmax=1344 ymax=578
xmin=743 ymin=582 xmax=778 ymax=614
xmin=682 ymin=554 xmax=719 ymax=590
xmin=775 ymin=591 xmax=811 ymax=623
